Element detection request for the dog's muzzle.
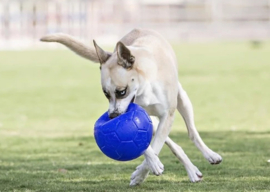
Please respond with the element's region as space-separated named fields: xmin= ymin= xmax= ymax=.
xmin=109 ymin=95 xmax=136 ymax=119
xmin=109 ymin=112 xmax=120 ymax=119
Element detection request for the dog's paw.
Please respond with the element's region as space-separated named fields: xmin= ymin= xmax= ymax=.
xmin=204 ymin=150 xmax=222 ymax=165
xmin=186 ymin=165 xmax=203 ymax=182
xmin=145 ymin=154 xmax=164 ymax=176
xmin=130 ymin=162 xmax=149 ymax=186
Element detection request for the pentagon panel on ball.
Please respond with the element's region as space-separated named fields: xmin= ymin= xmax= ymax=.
xmin=94 ymin=103 xmax=153 ymax=161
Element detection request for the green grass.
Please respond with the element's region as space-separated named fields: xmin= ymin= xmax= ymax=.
xmin=0 ymin=41 xmax=270 ymax=191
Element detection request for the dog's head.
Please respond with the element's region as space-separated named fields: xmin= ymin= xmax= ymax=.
xmin=93 ymin=41 xmax=139 ymax=118
xmin=40 ymin=33 xmax=140 ymax=119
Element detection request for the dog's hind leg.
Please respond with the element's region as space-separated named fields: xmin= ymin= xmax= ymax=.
xmin=177 ymin=82 xmax=222 ymax=165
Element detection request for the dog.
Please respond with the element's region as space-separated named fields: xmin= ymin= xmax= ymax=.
xmin=40 ymin=28 xmax=222 ymax=185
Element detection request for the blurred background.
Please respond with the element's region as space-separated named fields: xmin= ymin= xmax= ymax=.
xmin=1 ymin=0 xmax=270 ymax=49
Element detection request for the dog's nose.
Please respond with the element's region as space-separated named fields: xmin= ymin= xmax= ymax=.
xmin=109 ymin=112 xmax=120 ymax=119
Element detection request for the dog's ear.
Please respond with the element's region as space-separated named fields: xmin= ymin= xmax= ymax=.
xmin=93 ymin=40 xmax=111 ymax=64
xmin=116 ymin=41 xmax=135 ymax=69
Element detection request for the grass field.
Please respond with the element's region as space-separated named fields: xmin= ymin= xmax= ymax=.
xmin=0 ymin=42 xmax=270 ymax=191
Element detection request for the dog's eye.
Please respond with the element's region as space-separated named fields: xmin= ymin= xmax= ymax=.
xmin=103 ymin=90 xmax=110 ymax=99
xmin=115 ymin=88 xmax=127 ymax=98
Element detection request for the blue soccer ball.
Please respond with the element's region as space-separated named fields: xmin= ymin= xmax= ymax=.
xmin=94 ymin=103 xmax=153 ymax=161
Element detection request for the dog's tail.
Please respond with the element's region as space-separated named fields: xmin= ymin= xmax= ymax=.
xmin=40 ymin=33 xmax=100 ymax=63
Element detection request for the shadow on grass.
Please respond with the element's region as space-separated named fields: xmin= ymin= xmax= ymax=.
xmin=0 ymin=131 xmax=270 ymax=191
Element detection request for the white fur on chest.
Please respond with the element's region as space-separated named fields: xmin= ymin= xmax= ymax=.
xmin=135 ymin=82 xmax=168 ymax=117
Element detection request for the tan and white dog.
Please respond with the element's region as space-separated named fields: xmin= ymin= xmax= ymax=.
xmin=41 ymin=28 xmax=222 ymax=185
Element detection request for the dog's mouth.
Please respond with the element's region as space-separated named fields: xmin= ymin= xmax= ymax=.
xmin=130 ymin=95 xmax=135 ymax=103
xmin=109 ymin=95 xmax=136 ymax=119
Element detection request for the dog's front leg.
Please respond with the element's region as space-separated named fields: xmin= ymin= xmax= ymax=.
xmin=152 ymin=116 xmax=203 ymax=182
xmin=130 ymin=113 xmax=174 ymax=186
xmin=177 ymin=82 xmax=222 ymax=164
xmin=129 ymin=147 xmax=163 ymax=186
